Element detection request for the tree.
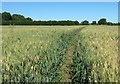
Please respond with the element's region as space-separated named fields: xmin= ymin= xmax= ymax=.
xmin=81 ymin=20 xmax=89 ymax=25
xmin=74 ymin=21 xmax=79 ymax=25
xmin=12 ymin=14 xmax=26 ymax=21
xmin=91 ymin=21 xmax=97 ymax=25
xmin=0 ymin=13 xmax=2 ymax=20
xmin=26 ymin=17 xmax=33 ymax=21
xmin=2 ymin=12 xmax=12 ymax=21
xmin=2 ymin=12 xmax=12 ymax=25
xmin=0 ymin=13 xmax=2 ymax=25
xmin=25 ymin=17 xmax=33 ymax=25
xmin=12 ymin=14 xmax=32 ymax=25
xmin=98 ymin=18 xmax=107 ymax=25
xmin=118 ymin=22 xmax=120 ymax=25
xmin=107 ymin=22 xmax=113 ymax=25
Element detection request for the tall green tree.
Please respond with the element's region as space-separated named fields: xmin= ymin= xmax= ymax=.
xmin=81 ymin=20 xmax=89 ymax=25
xmin=0 ymin=13 xmax=2 ymax=24
xmin=74 ymin=21 xmax=79 ymax=25
xmin=0 ymin=13 xmax=2 ymax=20
xmin=2 ymin=12 xmax=12 ymax=21
xmin=26 ymin=17 xmax=33 ymax=21
xmin=107 ymin=22 xmax=113 ymax=25
xmin=98 ymin=18 xmax=107 ymax=25
xmin=91 ymin=21 xmax=97 ymax=25
xmin=12 ymin=14 xmax=26 ymax=21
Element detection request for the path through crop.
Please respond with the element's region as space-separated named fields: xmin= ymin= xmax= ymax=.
xmin=60 ymin=27 xmax=85 ymax=82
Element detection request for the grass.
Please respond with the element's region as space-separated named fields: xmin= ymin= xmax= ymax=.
xmin=1 ymin=25 xmax=119 ymax=82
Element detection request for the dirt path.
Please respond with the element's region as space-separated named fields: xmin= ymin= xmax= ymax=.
xmin=60 ymin=45 xmax=75 ymax=82
xmin=60 ymin=27 xmax=85 ymax=82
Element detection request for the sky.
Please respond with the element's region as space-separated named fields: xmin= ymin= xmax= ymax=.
xmin=1 ymin=0 xmax=119 ymax=2
xmin=1 ymin=2 xmax=118 ymax=23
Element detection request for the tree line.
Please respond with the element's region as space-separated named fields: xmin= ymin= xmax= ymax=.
xmin=0 ymin=12 xmax=119 ymax=25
